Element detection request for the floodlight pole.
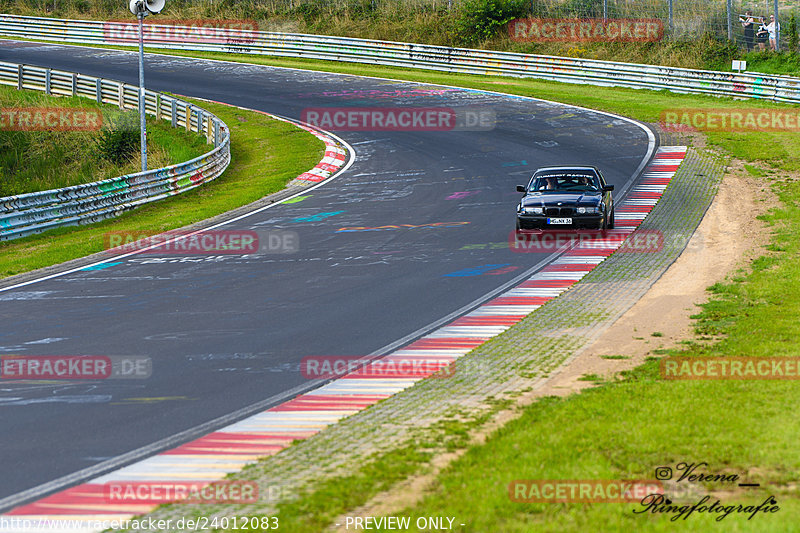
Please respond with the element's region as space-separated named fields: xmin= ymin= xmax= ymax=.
xmin=137 ymin=10 xmax=147 ymax=172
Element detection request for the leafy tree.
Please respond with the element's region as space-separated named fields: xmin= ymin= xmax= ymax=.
xmin=456 ymin=0 xmax=528 ymax=46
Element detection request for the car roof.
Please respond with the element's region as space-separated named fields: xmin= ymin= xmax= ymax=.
xmin=533 ymin=166 xmax=599 ymax=173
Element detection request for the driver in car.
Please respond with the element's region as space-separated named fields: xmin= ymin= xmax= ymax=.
xmin=538 ymin=177 xmax=557 ymax=190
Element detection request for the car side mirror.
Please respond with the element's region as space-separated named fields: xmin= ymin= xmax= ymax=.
xmin=516 ymin=185 xmax=526 ymax=193
xmin=603 ymin=184 xmax=615 ymax=192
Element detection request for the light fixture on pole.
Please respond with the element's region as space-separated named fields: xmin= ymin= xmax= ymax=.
xmin=129 ymin=0 xmax=165 ymax=172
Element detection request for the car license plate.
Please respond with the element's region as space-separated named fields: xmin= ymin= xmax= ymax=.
xmin=547 ymin=217 xmax=572 ymax=225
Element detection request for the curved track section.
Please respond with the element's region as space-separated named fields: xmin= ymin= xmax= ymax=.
xmin=0 ymin=41 xmax=654 ymax=508
xmin=1 ymin=148 xmax=686 ymax=532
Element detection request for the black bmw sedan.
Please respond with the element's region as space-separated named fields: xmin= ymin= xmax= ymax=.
xmin=515 ymin=166 xmax=614 ymax=231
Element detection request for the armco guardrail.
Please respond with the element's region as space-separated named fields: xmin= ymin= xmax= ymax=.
xmin=1 ymin=14 xmax=800 ymax=104
xmin=0 ymin=60 xmax=230 ymax=241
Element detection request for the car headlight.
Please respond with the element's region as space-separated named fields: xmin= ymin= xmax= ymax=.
xmin=521 ymin=207 xmax=543 ymax=215
xmin=578 ymin=206 xmax=600 ymax=214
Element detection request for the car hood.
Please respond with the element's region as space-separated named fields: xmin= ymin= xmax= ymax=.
xmin=521 ymin=192 xmax=602 ymax=207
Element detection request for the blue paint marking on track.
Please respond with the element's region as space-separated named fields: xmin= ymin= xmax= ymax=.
xmin=444 ymin=264 xmax=511 ymax=277
xmin=80 ymin=262 xmax=123 ymax=271
xmin=291 ymin=211 xmax=344 ymax=223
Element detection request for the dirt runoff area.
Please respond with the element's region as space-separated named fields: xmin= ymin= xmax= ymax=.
xmin=327 ymin=161 xmax=774 ymax=529
xmin=536 ymin=161 xmax=773 ymax=396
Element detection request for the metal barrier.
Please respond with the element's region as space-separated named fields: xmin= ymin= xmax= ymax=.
xmin=1 ymin=14 xmax=800 ymax=104
xmin=0 ymin=59 xmax=230 ymax=241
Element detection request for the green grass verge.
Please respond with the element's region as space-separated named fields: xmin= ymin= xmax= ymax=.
xmin=0 ymin=83 xmax=207 ymax=195
xmin=395 ymin=366 xmax=800 ymax=531
xmin=270 ymin=444 xmax=434 ymax=533
xmin=0 ymin=96 xmax=324 ymax=279
xmin=251 ymin=405 xmax=505 ymax=533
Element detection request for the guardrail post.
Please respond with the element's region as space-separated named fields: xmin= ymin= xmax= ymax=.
xmin=95 ymin=79 xmax=102 ymax=104
xmin=45 ymin=69 xmax=51 ymax=95
xmin=185 ymin=104 xmax=191 ymax=131
xmin=214 ymin=120 xmax=220 ymax=147
xmin=155 ymin=93 xmax=161 ymax=121
xmin=71 ymin=73 xmax=77 ymax=96
xmin=171 ymin=99 xmax=177 ymax=127
xmin=726 ymin=0 xmax=732 ymax=41
xmin=118 ymin=84 xmax=125 ymax=110
xmin=774 ymin=0 xmax=780 ymax=51
xmin=17 ymin=64 xmax=23 ymax=90
xmin=669 ymin=0 xmax=674 ymax=34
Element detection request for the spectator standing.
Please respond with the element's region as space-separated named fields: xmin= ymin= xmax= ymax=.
xmin=740 ymin=10 xmax=755 ymax=50
xmin=756 ymin=17 xmax=770 ymax=50
xmin=767 ymin=14 xmax=780 ymax=51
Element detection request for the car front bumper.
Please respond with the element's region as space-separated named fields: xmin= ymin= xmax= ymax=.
xmin=516 ymin=214 xmax=604 ymax=230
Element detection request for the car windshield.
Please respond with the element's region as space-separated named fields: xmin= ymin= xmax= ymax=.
xmin=529 ymin=171 xmax=600 ymax=192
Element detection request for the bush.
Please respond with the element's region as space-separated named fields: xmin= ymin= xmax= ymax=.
xmin=347 ymin=0 xmax=378 ymax=19
xmin=96 ymin=112 xmax=139 ymax=165
xmin=787 ymin=14 xmax=798 ymax=53
xmin=699 ymin=32 xmax=739 ymax=68
xmin=456 ymin=0 xmax=528 ymax=46
xmin=294 ymin=2 xmax=322 ymax=24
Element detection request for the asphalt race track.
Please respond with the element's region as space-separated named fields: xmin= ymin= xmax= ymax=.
xmin=0 ymin=41 xmax=654 ymax=507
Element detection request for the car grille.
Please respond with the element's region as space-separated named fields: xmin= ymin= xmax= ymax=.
xmin=545 ymin=207 xmax=574 ymax=217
